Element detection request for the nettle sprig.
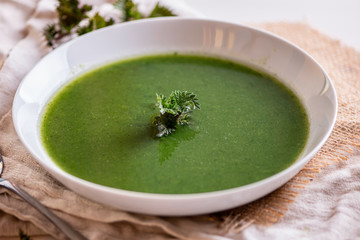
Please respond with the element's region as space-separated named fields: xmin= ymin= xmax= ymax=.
xmin=44 ymin=0 xmax=176 ymax=47
xmin=153 ymin=90 xmax=200 ymax=138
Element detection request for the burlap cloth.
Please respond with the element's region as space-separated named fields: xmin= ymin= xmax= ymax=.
xmin=1 ymin=0 xmax=359 ymax=239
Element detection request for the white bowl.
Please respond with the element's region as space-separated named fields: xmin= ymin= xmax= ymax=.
xmin=12 ymin=18 xmax=337 ymax=216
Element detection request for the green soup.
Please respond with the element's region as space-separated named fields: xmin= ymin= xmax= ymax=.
xmin=41 ymin=54 xmax=308 ymax=194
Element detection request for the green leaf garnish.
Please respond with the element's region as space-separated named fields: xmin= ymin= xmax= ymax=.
xmin=57 ymin=0 xmax=92 ymax=32
xmin=114 ymin=0 xmax=142 ymax=22
xmin=44 ymin=0 xmax=176 ymax=47
xmin=153 ymin=90 xmax=200 ymax=138
xmin=76 ymin=13 xmax=115 ymax=36
xmin=149 ymin=3 xmax=176 ymax=18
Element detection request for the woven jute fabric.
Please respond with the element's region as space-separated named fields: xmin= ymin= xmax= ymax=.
xmin=0 ymin=1 xmax=359 ymax=239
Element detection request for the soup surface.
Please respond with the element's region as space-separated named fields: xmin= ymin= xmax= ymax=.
xmin=41 ymin=54 xmax=308 ymax=194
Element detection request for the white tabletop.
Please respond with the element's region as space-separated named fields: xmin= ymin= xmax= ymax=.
xmin=182 ymin=0 xmax=360 ymax=51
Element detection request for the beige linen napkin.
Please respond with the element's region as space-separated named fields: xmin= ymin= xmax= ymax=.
xmin=1 ymin=1 xmax=360 ymax=240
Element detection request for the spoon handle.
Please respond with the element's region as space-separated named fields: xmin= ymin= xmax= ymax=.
xmin=0 ymin=178 xmax=87 ymax=240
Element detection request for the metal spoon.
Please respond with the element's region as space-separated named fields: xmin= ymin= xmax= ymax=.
xmin=0 ymin=154 xmax=87 ymax=240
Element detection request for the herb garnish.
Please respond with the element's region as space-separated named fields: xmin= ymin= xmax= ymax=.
xmin=153 ymin=90 xmax=200 ymax=138
xmin=44 ymin=0 xmax=176 ymax=47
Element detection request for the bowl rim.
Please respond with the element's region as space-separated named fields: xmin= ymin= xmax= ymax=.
xmin=13 ymin=17 xmax=337 ymax=202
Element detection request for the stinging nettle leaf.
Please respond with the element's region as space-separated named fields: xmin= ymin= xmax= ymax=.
xmin=153 ymin=90 xmax=200 ymax=138
xmin=44 ymin=0 xmax=177 ymax=47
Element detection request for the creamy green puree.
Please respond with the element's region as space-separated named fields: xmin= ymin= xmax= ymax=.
xmin=41 ymin=54 xmax=308 ymax=194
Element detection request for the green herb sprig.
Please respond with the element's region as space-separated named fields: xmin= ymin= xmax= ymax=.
xmin=44 ymin=0 xmax=176 ymax=47
xmin=153 ymin=90 xmax=200 ymax=138
xmin=114 ymin=0 xmax=141 ymax=21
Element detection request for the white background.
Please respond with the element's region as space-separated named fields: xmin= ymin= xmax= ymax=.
xmin=182 ymin=0 xmax=360 ymax=51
